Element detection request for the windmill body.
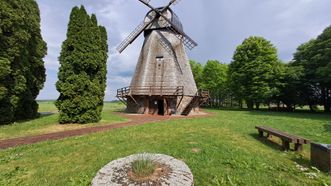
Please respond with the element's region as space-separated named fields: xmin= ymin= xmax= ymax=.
xmin=117 ymin=1 xmax=209 ymax=115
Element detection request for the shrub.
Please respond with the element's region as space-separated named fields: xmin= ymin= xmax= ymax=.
xmin=56 ymin=6 xmax=108 ymax=124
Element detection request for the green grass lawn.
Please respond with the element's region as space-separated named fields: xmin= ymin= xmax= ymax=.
xmin=1 ymin=109 xmax=331 ymax=185
xmin=0 ymin=102 xmax=127 ymax=140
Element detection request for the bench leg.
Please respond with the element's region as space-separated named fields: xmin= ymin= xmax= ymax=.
xmin=294 ymin=143 xmax=303 ymax=152
xmin=282 ymin=140 xmax=290 ymax=151
xmin=258 ymin=130 xmax=264 ymax=137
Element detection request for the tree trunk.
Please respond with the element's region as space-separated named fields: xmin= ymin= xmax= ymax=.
xmin=247 ymin=101 xmax=254 ymax=110
xmin=309 ymin=104 xmax=315 ymax=112
xmin=324 ymin=104 xmax=331 ymax=113
xmin=324 ymin=88 xmax=331 ymax=113
xmin=285 ymin=104 xmax=294 ymax=112
xmin=255 ymin=102 xmax=260 ymax=110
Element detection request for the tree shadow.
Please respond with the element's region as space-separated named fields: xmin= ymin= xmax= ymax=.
xmin=19 ymin=112 xmax=55 ymax=122
xmin=39 ymin=112 xmax=55 ymax=117
xmin=324 ymin=124 xmax=331 ymax=133
xmin=112 ymin=109 xmax=127 ymax=113
xmin=0 ymin=112 xmax=56 ymax=126
xmin=209 ymin=107 xmax=245 ymax=112
xmin=247 ymin=110 xmax=331 ymax=122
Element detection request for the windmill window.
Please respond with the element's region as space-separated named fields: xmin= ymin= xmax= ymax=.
xmin=156 ymin=56 xmax=164 ymax=67
xmin=156 ymin=56 xmax=164 ymax=61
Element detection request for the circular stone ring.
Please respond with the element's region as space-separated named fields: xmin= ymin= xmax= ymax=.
xmin=92 ymin=153 xmax=194 ymax=186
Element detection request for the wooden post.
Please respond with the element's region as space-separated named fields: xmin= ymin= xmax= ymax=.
xmin=164 ymin=98 xmax=168 ymax=115
xmin=294 ymin=143 xmax=303 ymax=152
xmin=144 ymin=96 xmax=149 ymax=115
xmin=282 ymin=140 xmax=290 ymax=151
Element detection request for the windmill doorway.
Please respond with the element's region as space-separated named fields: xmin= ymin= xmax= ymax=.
xmin=157 ymin=100 xmax=164 ymax=115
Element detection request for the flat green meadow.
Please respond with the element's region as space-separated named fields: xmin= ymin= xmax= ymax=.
xmin=1 ymin=103 xmax=331 ymax=185
xmin=0 ymin=102 xmax=127 ymax=140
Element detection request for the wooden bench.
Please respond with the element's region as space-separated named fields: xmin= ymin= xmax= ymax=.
xmin=255 ymin=126 xmax=310 ymax=152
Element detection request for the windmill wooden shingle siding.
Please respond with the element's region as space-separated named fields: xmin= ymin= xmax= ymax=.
xmin=116 ymin=0 xmax=209 ymax=115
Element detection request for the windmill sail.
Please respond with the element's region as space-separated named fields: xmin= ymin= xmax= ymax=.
xmin=117 ymin=0 xmax=179 ymax=53
xmin=116 ymin=21 xmax=149 ymax=53
xmin=160 ymin=21 xmax=197 ymax=50
xmin=139 ymin=1 xmax=198 ymax=50
xmin=141 ymin=0 xmax=151 ymax=4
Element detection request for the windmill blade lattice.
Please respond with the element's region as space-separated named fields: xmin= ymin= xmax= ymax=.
xmin=116 ymin=21 xmax=149 ymax=53
xmin=169 ymin=27 xmax=197 ymax=50
xmin=117 ymin=0 xmax=179 ymax=53
xmin=139 ymin=1 xmax=198 ymax=50
xmin=160 ymin=21 xmax=197 ymax=50
xmin=141 ymin=0 xmax=151 ymax=4
xmin=172 ymin=0 xmax=181 ymax=5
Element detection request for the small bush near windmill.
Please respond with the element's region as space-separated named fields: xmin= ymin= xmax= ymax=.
xmin=131 ymin=156 xmax=156 ymax=178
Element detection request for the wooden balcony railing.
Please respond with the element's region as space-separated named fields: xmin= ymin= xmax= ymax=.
xmin=116 ymin=86 xmax=184 ymax=97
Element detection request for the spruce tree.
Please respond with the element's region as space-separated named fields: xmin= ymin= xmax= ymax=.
xmin=0 ymin=0 xmax=47 ymax=124
xmin=56 ymin=6 xmax=108 ymax=124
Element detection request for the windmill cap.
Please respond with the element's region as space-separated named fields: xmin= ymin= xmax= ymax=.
xmin=144 ymin=7 xmax=183 ymax=32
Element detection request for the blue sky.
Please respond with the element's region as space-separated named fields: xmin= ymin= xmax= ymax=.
xmin=36 ymin=0 xmax=331 ymax=101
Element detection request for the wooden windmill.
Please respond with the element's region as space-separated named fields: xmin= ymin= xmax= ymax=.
xmin=116 ymin=0 xmax=209 ymax=115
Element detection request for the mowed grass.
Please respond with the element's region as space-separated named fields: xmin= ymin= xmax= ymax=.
xmin=0 ymin=102 xmax=127 ymax=140
xmin=1 ymin=109 xmax=331 ymax=185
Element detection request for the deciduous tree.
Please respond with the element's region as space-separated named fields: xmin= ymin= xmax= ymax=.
xmin=189 ymin=60 xmax=203 ymax=89
xmin=229 ymin=36 xmax=280 ymax=109
xmin=202 ymin=60 xmax=228 ymax=107
xmin=292 ymin=26 xmax=331 ymax=112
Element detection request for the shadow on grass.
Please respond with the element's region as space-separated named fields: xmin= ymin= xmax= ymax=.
xmin=0 ymin=112 xmax=56 ymax=126
xmin=207 ymin=107 xmax=330 ymax=116
xmin=17 ymin=112 xmax=55 ymax=123
xmin=204 ymin=107 xmax=246 ymax=112
xmin=250 ymin=133 xmax=283 ymax=151
xmin=290 ymin=154 xmax=311 ymax=168
xmin=112 ymin=109 xmax=127 ymax=113
xmin=251 ymin=133 xmax=312 ymax=167
xmin=39 ymin=112 xmax=55 ymax=117
xmin=324 ymin=124 xmax=331 ymax=133
xmin=246 ymin=110 xmax=331 ymax=122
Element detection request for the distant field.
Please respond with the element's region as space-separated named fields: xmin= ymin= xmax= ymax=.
xmin=1 ymin=109 xmax=331 ymax=185
xmin=0 ymin=102 xmax=127 ymax=140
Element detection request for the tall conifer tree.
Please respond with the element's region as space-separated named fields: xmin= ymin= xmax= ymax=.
xmin=0 ymin=0 xmax=47 ymax=124
xmin=56 ymin=6 xmax=108 ymax=124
